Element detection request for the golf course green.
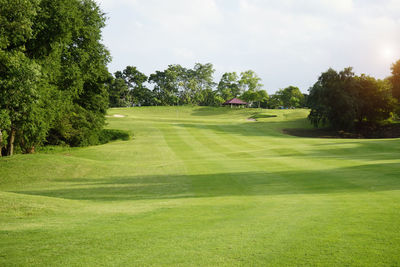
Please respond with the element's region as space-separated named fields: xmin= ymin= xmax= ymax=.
xmin=1 ymin=106 xmax=400 ymax=266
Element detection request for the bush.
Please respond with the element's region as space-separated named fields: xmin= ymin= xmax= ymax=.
xmin=98 ymin=129 xmax=130 ymax=144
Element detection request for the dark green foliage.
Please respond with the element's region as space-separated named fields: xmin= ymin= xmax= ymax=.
xmin=217 ymin=72 xmax=240 ymax=100
xmin=266 ymin=94 xmax=283 ymax=109
xmin=0 ymin=0 xmax=111 ymax=155
xmin=238 ymin=70 xmax=263 ymax=92
xmin=149 ymin=67 xmax=180 ymax=105
xmin=45 ymin=0 xmax=110 ymax=146
xmin=120 ymin=65 xmax=266 ymax=107
xmin=217 ymin=70 xmax=267 ymax=107
xmin=390 ymin=60 xmax=400 ymax=113
xmin=175 ymin=63 xmax=216 ymax=105
xmin=108 ymin=69 xmax=153 ymax=107
xmin=217 ymin=70 xmax=265 ymax=105
xmin=98 ymin=129 xmax=130 ymax=144
xmin=48 ymin=105 xmax=106 ymax=147
xmin=0 ymin=0 xmax=49 ymax=155
xmin=148 ymin=63 xmax=217 ymax=106
xmin=253 ymin=90 xmax=269 ymax=108
xmin=274 ymin=86 xmax=305 ymax=108
xmin=0 ymin=110 xmax=10 ymax=155
xmin=107 ymin=76 xmax=130 ymax=107
xmin=239 ymin=74 xmax=267 ymax=108
xmin=121 ymin=66 xmax=151 ymax=106
xmin=240 ymin=90 xmax=258 ymax=107
xmin=266 ymin=87 xmax=307 ymax=109
xmin=308 ymin=67 xmax=395 ymax=131
xmin=354 ymin=75 xmax=394 ymax=126
xmin=199 ymin=89 xmax=224 ymax=106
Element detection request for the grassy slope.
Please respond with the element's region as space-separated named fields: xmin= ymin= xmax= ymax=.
xmin=1 ymin=106 xmax=400 ymax=266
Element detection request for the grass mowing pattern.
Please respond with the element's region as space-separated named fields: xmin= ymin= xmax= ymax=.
xmin=1 ymin=106 xmax=400 ymax=266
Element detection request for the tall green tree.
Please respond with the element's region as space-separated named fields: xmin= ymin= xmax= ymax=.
xmin=30 ymin=0 xmax=111 ymax=147
xmin=217 ymin=72 xmax=240 ymax=100
xmin=0 ymin=0 xmax=50 ymax=155
xmin=241 ymin=90 xmax=258 ymax=106
xmin=107 ymin=75 xmax=130 ymax=107
xmin=149 ymin=67 xmax=180 ymax=105
xmin=255 ymin=90 xmax=269 ymax=108
xmin=308 ymin=67 xmax=395 ymax=131
xmin=266 ymin=94 xmax=283 ymax=109
xmin=121 ymin=66 xmax=149 ymax=106
xmin=353 ymin=75 xmax=394 ymax=126
xmin=192 ymin=63 xmax=215 ymax=90
xmin=275 ymin=86 xmax=304 ymax=108
xmin=308 ymin=68 xmax=358 ymax=130
xmin=1 ymin=0 xmax=111 ymax=154
xmin=174 ymin=63 xmax=215 ymax=105
xmin=390 ymin=59 xmax=400 ymax=103
xmin=149 ymin=63 xmax=215 ymax=106
xmin=199 ymin=89 xmax=224 ymax=106
xmin=239 ymin=70 xmax=263 ymax=93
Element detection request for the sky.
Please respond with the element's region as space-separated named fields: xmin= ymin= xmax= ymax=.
xmin=96 ymin=0 xmax=400 ymax=93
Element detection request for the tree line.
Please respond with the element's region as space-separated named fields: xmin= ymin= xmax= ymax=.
xmin=107 ymin=64 xmax=307 ymax=109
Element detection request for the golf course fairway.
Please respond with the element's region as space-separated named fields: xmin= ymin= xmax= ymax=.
xmin=1 ymin=106 xmax=400 ymax=266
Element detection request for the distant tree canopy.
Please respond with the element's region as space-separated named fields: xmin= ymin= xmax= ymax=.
xmin=108 ymin=64 xmax=270 ymax=108
xmin=274 ymin=86 xmax=305 ymax=108
xmin=266 ymin=86 xmax=307 ymax=109
xmin=0 ymin=0 xmax=110 ymax=155
xmin=308 ymin=67 xmax=395 ymax=131
xmin=217 ymin=72 xmax=240 ymax=100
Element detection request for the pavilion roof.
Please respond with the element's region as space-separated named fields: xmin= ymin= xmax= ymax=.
xmin=223 ymin=98 xmax=248 ymax=105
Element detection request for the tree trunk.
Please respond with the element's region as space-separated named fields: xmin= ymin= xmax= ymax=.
xmin=7 ymin=128 xmax=16 ymax=156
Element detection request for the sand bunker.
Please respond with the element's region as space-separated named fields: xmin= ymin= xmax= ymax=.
xmin=113 ymin=114 xmax=125 ymax=118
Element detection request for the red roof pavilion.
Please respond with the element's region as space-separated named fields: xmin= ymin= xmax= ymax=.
xmin=222 ymin=98 xmax=248 ymax=106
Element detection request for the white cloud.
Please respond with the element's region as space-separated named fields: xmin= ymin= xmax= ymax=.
xmin=173 ymin=48 xmax=195 ymax=60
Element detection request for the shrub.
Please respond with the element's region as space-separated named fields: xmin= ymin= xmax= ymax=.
xmin=98 ymin=129 xmax=130 ymax=144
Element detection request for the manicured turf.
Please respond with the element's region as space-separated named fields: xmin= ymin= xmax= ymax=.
xmin=1 ymin=106 xmax=400 ymax=266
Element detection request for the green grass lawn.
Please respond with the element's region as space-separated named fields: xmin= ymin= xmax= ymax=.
xmin=1 ymin=106 xmax=400 ymax=266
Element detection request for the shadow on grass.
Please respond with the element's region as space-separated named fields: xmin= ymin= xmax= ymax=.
xmin=174 ymin=121 xmax=400 ymax=161
xmin=174 ymin=118 xmax=309 ymax=138
xmin=305 ymin=139 xmax=400 ymax=161
xmin=14 ymin=163 xmax=400 ymax=201
xmin=250 ymin=114 xmax=278 ymax=119
xmin=190 ymin=106 xmax=248 ymax=116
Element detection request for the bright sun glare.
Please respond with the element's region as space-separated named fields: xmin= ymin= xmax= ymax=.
xmin=381 ymin=46 xmax=395 ymax=61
